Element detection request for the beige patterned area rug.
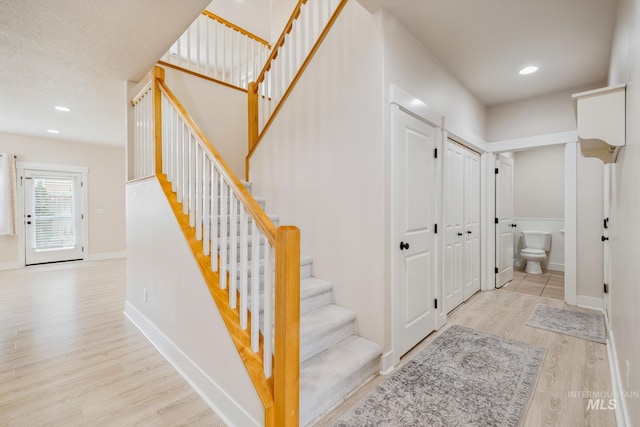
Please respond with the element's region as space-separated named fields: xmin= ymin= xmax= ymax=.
xmin=332 ymin=325 xmax=545 ymax=427
xmin=527 ymin=303 xmax=606 ymax=344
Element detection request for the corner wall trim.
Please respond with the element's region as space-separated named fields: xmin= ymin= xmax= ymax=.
xmin=123 ymin=301 xmax=261 ymax=427
xmin=379 ymin=351 xmax=394 ymax=375
xmin=606 ymin=321 xmax=631 ymax=427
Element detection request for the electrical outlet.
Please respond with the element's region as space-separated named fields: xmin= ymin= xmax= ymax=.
xmin=626 ymin=360 xmax=631 ymax=388
xmin=144 ymin=288 xmax=148 ymax=302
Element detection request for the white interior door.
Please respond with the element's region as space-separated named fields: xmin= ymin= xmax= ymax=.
xmin=24 ymin=170 xmax=84 ymax=265
xmin=393 ymin=106 xmax=437 ymax=357
xmin=463 ymin=148 xmax=481 ymax=299
xmin=443 ymin=139 xmax=464 ymax=313
xmin=496 ymin=154 xmax=514 ymax=287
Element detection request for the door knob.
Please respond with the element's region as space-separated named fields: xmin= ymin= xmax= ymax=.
xmin=26 ymin=221 xmax=31 ymax=225
xmin=457 ymin=232 xmax=463 ymax=236
xmin=510 ymin=224 xmax=517 ymax=227
xmin=601 ymin=236 xmax=609 ymax=242
xmin=26 ymin=214 xmax=32 ymax=218
xmin=467 ymin=231 xmax=472 ymax=234
xmin=399 ymin=241 xmax=410 ymax=250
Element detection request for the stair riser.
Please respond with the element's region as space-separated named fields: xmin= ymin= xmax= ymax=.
xmin=300 ymin=321 xmax=355 ymax=363
xmin=300 ymin=356 xmax=379 ymax=426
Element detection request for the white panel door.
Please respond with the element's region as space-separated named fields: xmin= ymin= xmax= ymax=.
xmin=443 ymin=139 xmax=464 ymax=313
xmin=463 ymin=148 xmax=481 ymax=299
xmin=496 ymin=155 xmax=514 ymax=287
xmin=24 ymin=170 xmax=84 ymax=265
xmin=393 ymin=106 xmax=437 ymax=357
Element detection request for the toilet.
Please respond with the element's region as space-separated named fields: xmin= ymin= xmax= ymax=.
xmin=520 ymin=231 xmax=552 ymax=274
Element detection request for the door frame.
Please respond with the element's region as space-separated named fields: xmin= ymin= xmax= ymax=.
xmin=16 ymin=162 xmax=88 ymax=267
xmin=485 ymin=132 xmax=578 ymax=305
xmin=495 ymin=154 xmax=515 ymax=288
xmin=388 ymin=86 xmax=442 ymax=369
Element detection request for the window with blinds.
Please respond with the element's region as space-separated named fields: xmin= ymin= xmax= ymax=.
xmin=33 ymin=176 xmax=78 ymax=250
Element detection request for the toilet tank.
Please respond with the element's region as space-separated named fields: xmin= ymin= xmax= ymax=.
xmin=522 ymin=231 xmax=552 ymax=251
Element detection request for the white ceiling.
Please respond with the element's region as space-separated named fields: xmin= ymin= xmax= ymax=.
xmin=0 ymin=0 xmax=209 ymax=147
xmin=359 ymin=0 xmax=619 ymax=106
xmin=0 ymin=0 xmax=619 ymax=147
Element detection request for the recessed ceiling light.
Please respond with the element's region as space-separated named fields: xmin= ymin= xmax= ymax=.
xmin=47 ymin=129 xmax=60 ymax=134
xmin=54 ymin=106 xmax=70 ymax=112
xmin=519 ymin=66 xmax=538 ymax=75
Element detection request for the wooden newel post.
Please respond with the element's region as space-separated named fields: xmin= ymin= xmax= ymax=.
xmin=247 ymin=82 xmax=259 ymax=181
xmin=274 ymin=226 xmax=300 ymax=427
xmin=153 ymin=66 xmax=165 ymax=176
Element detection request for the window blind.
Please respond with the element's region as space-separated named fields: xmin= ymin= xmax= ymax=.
xmin=33 ymin=176 xmax=77 ymax=250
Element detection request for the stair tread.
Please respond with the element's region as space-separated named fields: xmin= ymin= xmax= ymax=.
xmin=300 ymin=304 xmax=354 ymax=338
xmin=300 ymin=335 xmax=382 ymax=392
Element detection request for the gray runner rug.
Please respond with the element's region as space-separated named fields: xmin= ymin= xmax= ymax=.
xmin=527 ymin=303 xmax=606 ymax=343
xmin=332 ymin=325 xmax=545 ymax=427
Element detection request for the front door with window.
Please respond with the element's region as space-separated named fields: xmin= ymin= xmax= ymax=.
xmin=24 ymin=170 xmax=84 ymax=265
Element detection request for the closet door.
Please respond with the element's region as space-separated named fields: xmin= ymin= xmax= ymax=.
xmin=443 ymin=139 xmax=464 ymax=313
xmin=463 ymin=149 xmax=481 ymax=299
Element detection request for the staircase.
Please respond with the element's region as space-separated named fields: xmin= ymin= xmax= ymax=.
xmin=239 ymin=183 xmax=382 ymax=426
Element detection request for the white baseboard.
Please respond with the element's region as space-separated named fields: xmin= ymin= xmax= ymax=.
xmin=576 ymin=295 xmax=603 ymax=311
xmin=379 ymin=351 xmax=394 ymax=375
xmin=605 ymin=318 xmax=631 ymax=427
xmin=124 ymin=301 xmax=261 ymax=427
xmin=548 ymin=262 xmax=564 ymax=272
xmin=0 ymin=261 xmax=21 ymax=271
xmin=87 ymin=251 xmax=126 ymax=261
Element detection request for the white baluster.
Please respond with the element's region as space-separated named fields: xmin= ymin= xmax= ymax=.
xmin=203 ymin=156 xmax=210 ymax=255
xmin=239 ymin=206 xmax=249 ymax=329
xmin=220 ymin=179 xmax=228 ymax=289
xmin=195 ymin=144 xmax=203 ymax=240
xmin=176 ymin=115 xmax=183 ymax=202
xmin=162 ymin=95 xmax=168 ymax=176
xmin=229 ymin=191 xmax=238 ymax=308
xmin=211 ymin=167 xmax=219 ymax=272
xmin=263 ymin=239 xmax=273 ymax=378
xmin=182 ymin=125 xmax=189 ymax=215
xmin=250 ymin=219 xmax=260 ymax=352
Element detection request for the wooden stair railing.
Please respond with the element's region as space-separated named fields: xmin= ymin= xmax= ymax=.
xmin=148 ymin=66 xmax=300 ymax=427
xmin=159 ymin=11 xmax=271 ymax=92
xmin=246 ymin=0 xmax=348 ymax=180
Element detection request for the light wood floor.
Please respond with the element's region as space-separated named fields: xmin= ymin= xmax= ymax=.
xmin=315 ymin=290 xmax=616 ymax=427
xmin=501 ymin=268 xmax=565 ymax=301
xmin=0 ymin=259 xmax=224 ymax=427
xmin=1 ymin=259 xmax=615 ymax=427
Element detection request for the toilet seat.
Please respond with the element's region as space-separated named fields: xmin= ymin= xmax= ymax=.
xmin=521 ymin=248 xmax=545 ymax=258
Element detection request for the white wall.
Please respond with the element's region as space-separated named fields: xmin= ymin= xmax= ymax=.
xmin=0 ymin=133 xmax=126 ymax=267
xmin=513 ymin=145 xmax=564 ymax=218
xmin=163 ymin=67 xmax=248 ymax=178
xmin=607 ymin=0 xmax=640 ymax=423
xmin=381 ymin=11 xmax=486 ymax=139
xmin=486 ymin=84 xmax=600 ymax=142
xmin=251 ymin=1 xmax=387 ymax=347
xmin=125 ymin=178 xmax=263 ymax=427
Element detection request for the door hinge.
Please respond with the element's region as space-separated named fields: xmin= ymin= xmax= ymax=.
xmin=434 ymin=224 xmax=438 ymax=234
xmin=495 ymin=168 xmax=499 ymax=174
xmin=82 ymin=246 xmax=84 ymax=252
xmin=81 ymin=214 xmax=84 ymax=220
xmin=434 ymin=148 xmax=438 ymax=159
xmin=604 ymin=283 xmax=609 ymax=294
xmin=495 ymin=267 xmax=499 ymax=274
xmin=495 ymin=218 xmax=499 ymax=224
xmin=434 ymin=299 xmax=438 ymax=309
